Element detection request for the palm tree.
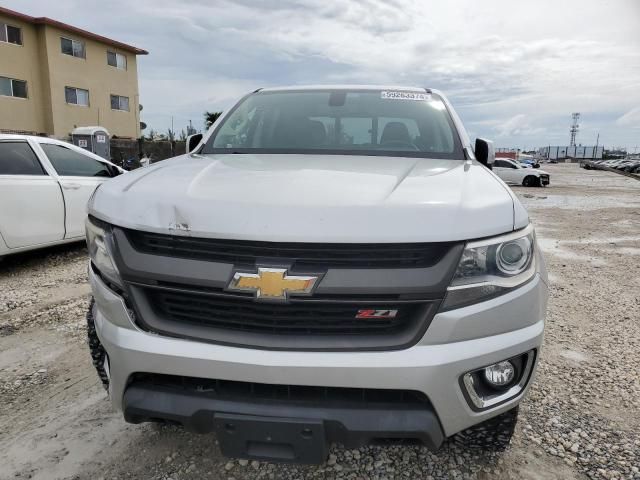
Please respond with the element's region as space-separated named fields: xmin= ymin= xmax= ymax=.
xmin=146 ymin=128 xmax=157 ymax=141
xmin=204 ymin=111 xmax=223 ymax=127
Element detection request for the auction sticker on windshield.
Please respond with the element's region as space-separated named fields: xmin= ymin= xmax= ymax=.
xmin=381 ymin=91 xmax=430 ymax=101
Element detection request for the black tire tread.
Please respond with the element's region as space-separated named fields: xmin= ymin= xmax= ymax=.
xmin=87 ymin=297 xmax=110 ymax=390
xmin=453 ymin=406 xmax=519 ymax=451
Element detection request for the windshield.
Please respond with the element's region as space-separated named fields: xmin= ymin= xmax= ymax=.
xmin=202 ymin=89 xmax=464 ymax=159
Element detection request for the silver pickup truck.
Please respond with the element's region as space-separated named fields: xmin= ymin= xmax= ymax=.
xmin=86 ymin=85 xmax=548 ymax=463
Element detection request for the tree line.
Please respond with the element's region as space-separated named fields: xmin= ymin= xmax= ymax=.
xmin=143 ymin=111 xmax=223 ymax=142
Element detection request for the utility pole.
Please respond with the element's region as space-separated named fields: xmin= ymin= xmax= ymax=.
xmin=595 ymin=132 xmax=599 ymax=159
xmin=569 ymin=113 xmax=580 ymax=147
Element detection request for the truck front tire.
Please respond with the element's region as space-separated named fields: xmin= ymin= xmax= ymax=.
xmin=453 ymin=406 xmax=519 ymax=451
xmin=87 ymin=298 xmax=110 ymax=390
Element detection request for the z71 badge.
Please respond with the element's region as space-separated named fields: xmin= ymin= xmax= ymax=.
xmin=355 ymin=309 xmax=398 ymax=319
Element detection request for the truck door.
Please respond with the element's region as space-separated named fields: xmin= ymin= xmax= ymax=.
xmin=0 ymin=140 xmax=65 ymax=248
xmin=38 ymin=143 xmax=114 ymax=239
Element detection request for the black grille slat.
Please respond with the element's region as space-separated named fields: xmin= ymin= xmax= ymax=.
xmin=147 ymin=288 xmax=418 ymax=335
xmin=132 ymin=373 xmax=431 ymax=407
xmin=166 ymin=314 xmax=398 ymax=333
xmin=164 ymin=307 xmax=400 ymax=327
xmin=142 ymin=235 xmax=437 ymax=253
xmin=160 ymin=303 xmax=402 ymax=326
xmin=157 ymin=296 xmax=406 ymax=317
xmin=127 ymin=230 xmax=453 ymax=268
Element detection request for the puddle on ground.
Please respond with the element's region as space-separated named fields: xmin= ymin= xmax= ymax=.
xmin=574 ymin=236 xmax=640 ymax=245
xmin=546 ymin=271 xmax=558 ymax=284
xmin=615 ymin=247 xmax=640 ymax=255
xmin=519 ymin=194 xmax=640 ymax=210
xmin=559 ymin=349 xmax=590 ymax=364
xmin=536 ymin=237 xmax=608 ymax=266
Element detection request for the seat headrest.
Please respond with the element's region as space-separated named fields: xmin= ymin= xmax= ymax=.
xmin=380 ymin=121 xmax=411 ymax=145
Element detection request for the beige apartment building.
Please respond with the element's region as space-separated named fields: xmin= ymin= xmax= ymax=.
xmin=0 ymin=6 xmax=147 ymax=138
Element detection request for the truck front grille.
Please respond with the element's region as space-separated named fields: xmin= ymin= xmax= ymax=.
xmin=147 ymin=288 xmax=418 ymax=335
xmin=127 ymin=283 xmax=438 ymax=351
xmin=125 ymin=229 xmax=453 ymax=269
xmin=109 ymin=226 xmax=460 ymax=351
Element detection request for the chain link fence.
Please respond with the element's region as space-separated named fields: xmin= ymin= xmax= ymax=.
xmin=109 ymin=138 xmax=186 ymax=169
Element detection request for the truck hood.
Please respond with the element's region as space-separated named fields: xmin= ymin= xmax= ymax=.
xmin=90 ymin=154 xmax=528 ymax=243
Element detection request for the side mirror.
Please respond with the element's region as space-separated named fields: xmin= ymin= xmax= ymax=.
xmin=474 ymin=138 xmax=495 ymax=168
xmin=533 ymin=163 xmax=540 ymax=169
xmin=186 ymin=133 xmax=203 ymax=154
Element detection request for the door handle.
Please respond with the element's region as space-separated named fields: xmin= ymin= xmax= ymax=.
xmin=61 ymin=183 xmax=81 ymax=190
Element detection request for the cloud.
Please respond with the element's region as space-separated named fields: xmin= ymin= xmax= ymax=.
xmin=616 ymin=107 xmax=640 ymax=129
xmin=494 ymin=115 xmax=545 ymax=138
xmin=5 ymin=0 xmax=640 ymax=147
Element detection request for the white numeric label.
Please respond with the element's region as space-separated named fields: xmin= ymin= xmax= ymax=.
xmin=381 ymin=91 xmax=430 ymax=101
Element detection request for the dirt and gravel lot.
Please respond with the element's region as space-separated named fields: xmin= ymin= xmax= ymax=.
xmin=0 ymin=163 xmax=638 ymax=480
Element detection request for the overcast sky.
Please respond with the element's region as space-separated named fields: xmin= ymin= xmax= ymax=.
xmin=7 ymin=0 xmax=640 ymax=149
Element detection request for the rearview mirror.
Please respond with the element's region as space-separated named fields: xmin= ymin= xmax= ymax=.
xmin=186 ymin=133 xmax=203 ymax=154
xmin=474 ymin=138 xmax=495 ymax=168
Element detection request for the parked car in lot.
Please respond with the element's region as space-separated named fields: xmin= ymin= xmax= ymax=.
xmin=493 ymin=158 xmax=550 ymax=187
xmin=586 ymin=158 xmax=640 ymax=173
xmin=518 ymin=157 xmax=536 ymax=168
xmin=86 ymin=86 xmax=548 ymax=463
xmin=618 ymin=160 xmax=640 ymax=172
xmin=0 ymin=134 xmax=123 ymax=258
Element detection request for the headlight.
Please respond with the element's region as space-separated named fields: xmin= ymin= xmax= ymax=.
xmin=442 ymin=225 xmax=536 ymax=310
xmin=496 ymin=237 xmax=532 ymax=274
xmin=86 ymin=216 xmax=122 ymax=288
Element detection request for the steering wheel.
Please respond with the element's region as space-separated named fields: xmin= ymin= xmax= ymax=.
xmin=380 ymin=140 xmax=420 ymax=151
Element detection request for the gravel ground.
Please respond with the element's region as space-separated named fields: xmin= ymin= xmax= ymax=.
xmin=0 ymin=163 xmax=638 ymax=480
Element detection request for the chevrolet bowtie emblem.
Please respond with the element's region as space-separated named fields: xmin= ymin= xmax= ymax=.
xmin=227 ymin=267 xmax=320 ymax=301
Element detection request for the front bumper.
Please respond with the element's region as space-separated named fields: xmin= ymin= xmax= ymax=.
xmin=90 ymin=264 xmax=546 ymax=444
xmin=124 ymin=377 xmax=443 ymax=462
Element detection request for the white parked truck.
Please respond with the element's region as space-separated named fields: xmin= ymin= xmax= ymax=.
xmin=86 ymin=86 xmax=548 ymax=463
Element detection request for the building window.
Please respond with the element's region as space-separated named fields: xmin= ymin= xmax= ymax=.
xmin=0 ymin=23 xmax=22 ymax=45
xmin=110 ymin=94 xmax=129 ymax=111
xmin=107 ymin=51 xmax=127 ymax=70
xmin=60 ymin=37 xmax=85 ymax=58
xmin=0 ymin=76 xmax=27 ymax=98
xmin=65 ymin=86 xmax=89 ymax=106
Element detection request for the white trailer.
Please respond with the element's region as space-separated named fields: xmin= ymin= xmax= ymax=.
xmin=539 ymin=146 xmax=603 ymax=160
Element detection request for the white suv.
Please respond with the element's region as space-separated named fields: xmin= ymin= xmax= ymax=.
xmin=86 ymin=86 xmax=548 ymax=464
